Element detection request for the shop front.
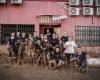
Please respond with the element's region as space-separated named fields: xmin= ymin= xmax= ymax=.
xmin=39 ymin=15 xmax=61 ymax=35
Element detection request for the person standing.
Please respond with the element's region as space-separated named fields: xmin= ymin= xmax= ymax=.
xmin=21 ymin=33 xmax=27 ymax=44
xmin=15 ymin=32 xmax=22 ymax=50
xmin=61 ymin=32 xmax=68 ymax=44
xmin=50 ymin=34 xmax=59 ymax=50
xmin=17 ymin=32 xmax=27 ymax=65
xmin=46 ymin=29 xmax=52 ymax=43
xmin=16 ymin=32 xmax=21 ymax=41
xmin=7 ymin=33 xmax=17 ymax=65
xmin=32 ymin=31 xmax=40 ymax=50
xmin=64 ymin=36 xmax=77 ymax=64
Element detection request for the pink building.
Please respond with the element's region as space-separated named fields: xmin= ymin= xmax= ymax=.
xmin=0 ymin=0 xmax=100 ymax=53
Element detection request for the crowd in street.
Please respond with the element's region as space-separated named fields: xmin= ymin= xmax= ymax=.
xmin=6 ymin=29 xmax=88 ymax=72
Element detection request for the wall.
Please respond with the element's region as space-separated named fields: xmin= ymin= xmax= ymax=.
xmin=0 ymin=1 xmax=67 ymax=33
xmin=0 ymin=1 xmax=100 ymax=33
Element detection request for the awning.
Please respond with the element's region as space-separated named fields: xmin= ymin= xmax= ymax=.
xmin=52 ymin=15 xmax=67 ymax=21
xmin=39 ymin=15 xmax=61 ymax=25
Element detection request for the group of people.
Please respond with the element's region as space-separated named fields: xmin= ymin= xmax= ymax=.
xmin=6 ymin=29 xmax=88 ymax=72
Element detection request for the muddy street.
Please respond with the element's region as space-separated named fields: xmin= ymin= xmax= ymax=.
xmin=0 ymin=64 xmax=100 ymax=80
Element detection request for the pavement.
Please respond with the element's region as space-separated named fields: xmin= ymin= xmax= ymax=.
xmin=0 ymin=64 xmax=100 ymax=80
xmin=87 ymin=58 xmax=100 ymax=67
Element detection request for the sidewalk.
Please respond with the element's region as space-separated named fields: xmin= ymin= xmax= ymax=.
xmin=87 ymin=58 xmax=100 ymax=68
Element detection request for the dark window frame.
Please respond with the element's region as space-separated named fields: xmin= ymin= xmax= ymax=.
xmin=75 ymin=26 xmax=100 ymax=46
xmin=0 ymin=24 xmax=34 ymax=44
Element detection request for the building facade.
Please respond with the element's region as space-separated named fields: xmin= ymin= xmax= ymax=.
xmin=0 ymin=0 xmax=100 ymax=53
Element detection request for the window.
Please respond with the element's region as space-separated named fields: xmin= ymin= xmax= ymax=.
xmin=75 ymin=26 xmax=100 ymax=46
xmin=0 ymin=24 xmax=34 ymax=43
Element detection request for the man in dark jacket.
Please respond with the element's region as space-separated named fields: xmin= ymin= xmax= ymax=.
xmin=50 ymin=34 xmax=59 ymax=49
xmin=7 ymin=33 xmax=17 ymax=58
xmin=7 ymin=33 xmax=17 ymax=65
xmin=48 ymin=47 xmax=64 ymax=69
xmin=71 ymin=46 xmax=88 ymax=72
xmin=61 ymin=32 xmax=68 ymax=43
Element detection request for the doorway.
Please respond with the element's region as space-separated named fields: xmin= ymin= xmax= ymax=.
xmin=39 ymin=25 xmax=61 ymax=35
xmin=44 ymin=28 xmax=54 ymax=35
